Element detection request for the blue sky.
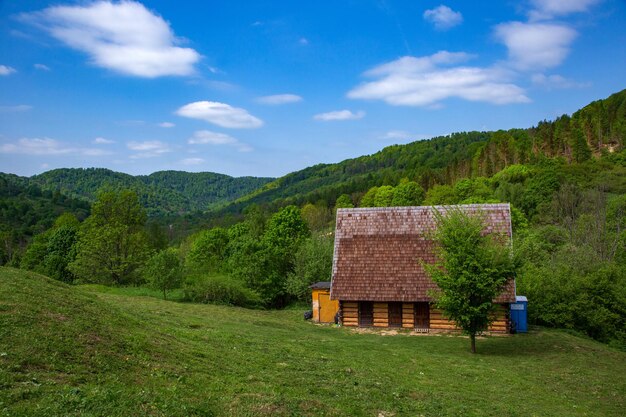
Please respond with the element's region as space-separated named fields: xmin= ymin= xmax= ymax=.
xmin=1 ymin=0 xmax=625 ymax=178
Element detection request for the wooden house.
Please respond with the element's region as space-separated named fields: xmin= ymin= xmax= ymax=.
xmin=330 ymin=204 xmax=515 ymax=333
xmin=309 ymin=281 xmax=339 ymax=323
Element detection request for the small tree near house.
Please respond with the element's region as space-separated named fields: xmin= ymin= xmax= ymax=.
xmin=425 ymin=208 xmax=518 ymax=353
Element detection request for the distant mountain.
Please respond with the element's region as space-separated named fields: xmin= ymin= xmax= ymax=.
xmin=7 ymin=169 xmax=274 ymax=217
xmin=217 ymin=89 xmax=626 ymax=214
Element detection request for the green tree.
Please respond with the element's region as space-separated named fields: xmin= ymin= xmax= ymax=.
xmin=360 ymin=186 xmax=378 ymax=207
xmin=284 ymin=234 xmax=334 ymax=300
xmin=425 ymin=209 xmax=518 ymax=353
xmin=334 ymin=194 xmax=354 ymax=210
xmin=374 ymin=185 xmax=395 ymax=207
xmin=424 ymin=184 xmax=457 ymax=205
xmin=143 ymin=248 xmax=183 ymax=300
xmin=301 ymin=202 xmax=331 ymax=232
xmin=69 ymin=190 xmax=150 ymax=285
xmin=391 ymin=181 xmax=425 ymax=206
xmin=187 ymin=227 xmax=230 ymax=273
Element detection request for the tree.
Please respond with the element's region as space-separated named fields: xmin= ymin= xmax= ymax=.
xmin=284 ymin=234 xmax=334 ymax=300
xmin=187 ymin=227 xmax=230 ymax=273
xmin=301 ymin=202 xmax=331 ymax=232
xmin=360 ymin=186 xmax=378 ymax=207
xmin=20 ymin=213 xmax=80 ymax=282
xmin=69 ymin=189 xmax=150 ymax=285
xmin=425 ymin=209 xmax=517 ymax=353
xmin=334 ymin=194 xmax=354 ymax=210
xmin=391 ymin=181 xmax=425 ymax=206
xmin=143 ymin=248 xmax=183 ymax=300
xmin=374 ymin=185 xmax=395 ymax=207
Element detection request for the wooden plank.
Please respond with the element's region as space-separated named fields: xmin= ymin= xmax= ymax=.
xmin=431 ymin=324 xmax=460 ymax=330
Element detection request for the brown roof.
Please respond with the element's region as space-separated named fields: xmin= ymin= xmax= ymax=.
xmin=330 ymin=204 xmax=515 ymax=303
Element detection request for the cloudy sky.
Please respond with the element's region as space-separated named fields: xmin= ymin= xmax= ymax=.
xmin=1 ymin=0 xmax=625 ymax=178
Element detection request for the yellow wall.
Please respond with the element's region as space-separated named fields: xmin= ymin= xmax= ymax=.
xmin=311 ymin=290 xmax=339 ymax=323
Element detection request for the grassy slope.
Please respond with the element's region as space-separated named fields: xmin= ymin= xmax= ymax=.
xmin=1 ymin=268 xmax=625 ymax=417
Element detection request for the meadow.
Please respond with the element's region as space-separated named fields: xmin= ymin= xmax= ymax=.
xmin=1 ymin=267 xmax=625 ymax=416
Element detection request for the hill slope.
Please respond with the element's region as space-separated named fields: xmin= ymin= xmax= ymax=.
xmin=222 ymin=89 xmax=626 ymax=213
xmin=15 ymin=168 xmax=274 ymax=216
xmin=1 ymin=267 xmax=624 ymax=416
xmin=0 ymin=175 xmax=90 ymax=263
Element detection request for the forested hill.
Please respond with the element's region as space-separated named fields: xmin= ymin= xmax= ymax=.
xmin=0 ymin=174 xmax=90 ymax=263
xmin=223 ymin=89 xmax=626 ymax=213
xmin=12 ymin=169 xmax=274 ymax=216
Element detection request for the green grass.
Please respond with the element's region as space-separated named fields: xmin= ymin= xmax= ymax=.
xmin=1 ymin=267 xmax=625 ymax=416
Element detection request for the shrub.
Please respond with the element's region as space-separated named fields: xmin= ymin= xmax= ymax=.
xmin=183 ymin=274 xmax=262 ymax=308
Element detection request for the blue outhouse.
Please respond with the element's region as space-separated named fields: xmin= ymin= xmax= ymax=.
xmin=510 ymin=296 xmax=528 ymax=333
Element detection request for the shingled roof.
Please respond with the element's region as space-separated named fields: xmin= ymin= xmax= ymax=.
xmin=330 ymin=204 xmax=515 ymax=303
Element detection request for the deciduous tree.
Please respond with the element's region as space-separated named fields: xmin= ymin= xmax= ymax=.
xmin=425 ymin=209 xmax=517 ymax=353
xmin=69 ymin=190 xmax=150 ymax=285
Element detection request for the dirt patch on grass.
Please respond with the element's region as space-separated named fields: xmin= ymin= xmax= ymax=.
xmin=44 ymin=312 xmax=69 ymax=321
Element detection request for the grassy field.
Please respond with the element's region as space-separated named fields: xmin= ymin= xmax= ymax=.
xmin=1 ymin=267 xmax=625 ymax=416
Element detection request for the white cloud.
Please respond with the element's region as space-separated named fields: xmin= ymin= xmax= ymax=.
xmin=127 ymin=140 xmax=170 ymax=158
xmin=188 ymin=130 xmax=252 ymax=152
xmin=531 ymin=73 xmax=590 ymax=89
xmin=158 ymin=122 xmax=175 ymax=128
xmin=93 ymin=137 xmax=114 ymax=144
xmin=495 ymin=22 xmax=577 ymax=71
xmin=181 ymin=157 xmax=204 ymax=166
xmin=299 ymin=37 xmax=309 ymax=45
xmin=188 ymin=130 xmax=236 ymax=145
xmin=176 ymin=101 xmax=263 ymax=129
xmin=381 ymin=130 xmax=411 ymax=140
xmin=0 ymin=137 xmax=111 ymax=156
xmin=347 ymin=51 xmax=529 ymax=107
xmin=423 ymin=5 xmax=463 ymax=30
xmin=256 ymin=94 xmax=303 ymax=105
xmin=22 ymin=1 xmax=200 ymax=78
xmin=34 ymin=63 xmax=50 ymax=71
xmin=314 ymin=110 xmax=365 ymax=121
xmin=528 ymin=0 xmax=600 ymax=20
xmin=0 ymin=65 xmax=16 ymax=76
xmin=0 ymin=105 xmax=32 ymax=112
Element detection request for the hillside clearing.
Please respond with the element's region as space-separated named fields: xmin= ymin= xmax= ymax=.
xmin=1 ymin=267 xmax=625 ymax=416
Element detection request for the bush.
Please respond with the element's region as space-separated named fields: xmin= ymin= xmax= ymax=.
xmin=183 ymin=274 xmax=262 ymax=308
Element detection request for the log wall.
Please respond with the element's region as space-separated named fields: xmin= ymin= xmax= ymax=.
xmin=402 ymin=303 xmax=414 ymax=328
xmin=341 ymin=301 xmax=358 ymax=327
xmin=373 ymin=303 xmax=389 ymax=327
xmin=339 ymin=301 xmax=510 ymax=332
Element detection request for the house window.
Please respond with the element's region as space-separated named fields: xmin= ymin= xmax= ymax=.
xmin=358 ymin=302 xmax=373 ymax=327
xmin=414 ymin=302 xmax=430 ymax=329
xmin=388 ymin=302 xmax=402 ymax=327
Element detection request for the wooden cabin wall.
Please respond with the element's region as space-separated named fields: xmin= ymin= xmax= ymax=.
xmin=402 ymin=303 xmax=414 ymax=328
xmin=341 ymin=301 xmax=358 ymax=327
xmin=430 ymin=304 xmax=509 ymax=333
xmin=487 ymin=304 xmax=509 ymax=333
xmin=373 ymin=303 xmax=389 ymax=327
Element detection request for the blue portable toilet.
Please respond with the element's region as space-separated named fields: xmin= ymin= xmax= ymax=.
xmin=510 ymin=296 xmax=528 ymax=333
